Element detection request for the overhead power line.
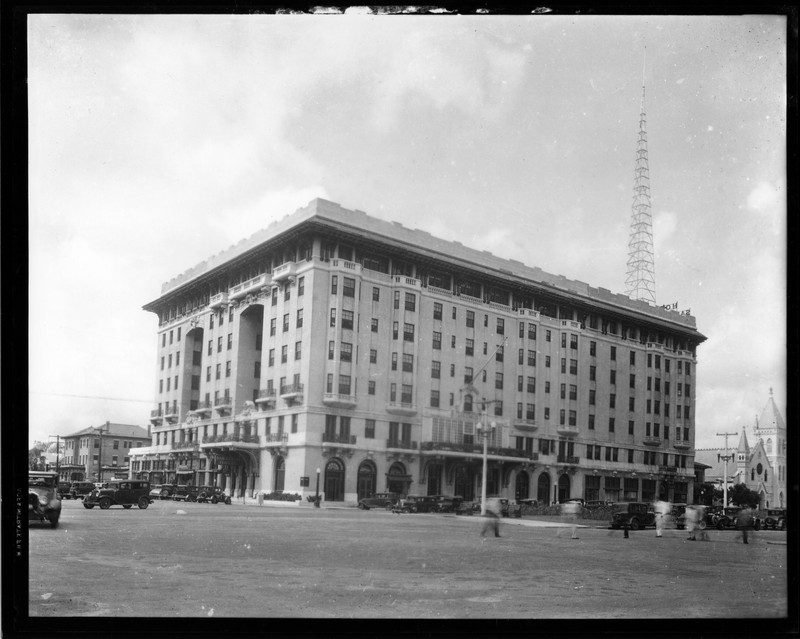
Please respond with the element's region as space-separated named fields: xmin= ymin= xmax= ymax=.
xmin=28 ymin=391 xmax=151 ymax=403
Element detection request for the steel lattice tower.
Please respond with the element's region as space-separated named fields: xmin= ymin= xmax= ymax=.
xmin=625 ymin=82 xmax=656 ymax=304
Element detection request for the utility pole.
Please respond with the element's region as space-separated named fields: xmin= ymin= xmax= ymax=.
xmin=717 ymin=431 xmax=737 ymax=507
xmin=96 ymin=422 xmax=110 ymax=483
xmin=48 ymin=435 xmax=61 ymax=477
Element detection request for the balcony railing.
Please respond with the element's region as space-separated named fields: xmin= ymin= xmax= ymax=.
xmin=393 ymin=275 xmax=421 ymax=288
xmin=658 ymin=465 xmax=680 ymax=474
xmin=150 ymin=408 xmax=163 ymax=418
xmin=230 ymin=273 xmax=269 ymax=300
xmin=556 ymin=424 xmax=580 ymax=437
xmin=560 ymin=320 xmax=581 ymax=329
xmin=202 ymin=433 xmax=259 ymax=445
xmin=513 ymin=419 xmax=538 ymax=431
xmin=643 ymin=436 xmax=662 ymax=447
xmin=209 ymin=292 xmax=229 ymax=309
xmin=169 ymin=441 xmax=199 ymax=451
xmin=322 ymin=393 xmax=357 ymax=408
xmin=386 ymin=402 xmax=417 ymax=416
xmin=673 ymin=440 xmax=691 ymax=450
xmin=386 ymin=439 xmax=417 ymax=450
xmin=195 ymin=400 xmax=213 ymax=413
xmin=164 ymin=407 xmax=179 ymax=423
xmin=272 ymin=262 xmax=297 ymax=282
xmin=557 ymin=455 xmax=580 ymax=465
xmin=420 ymin=441 xmax=529 ymax=459
xmin=264 ymin=433 xmax=288 ymax=444
xmin=255 ymin=389 xmax=276 ymax=405
xmin=322 ymin=433 xmax=357 ymax=445
xmin=517 ymin=308 xmax=540 ymax=318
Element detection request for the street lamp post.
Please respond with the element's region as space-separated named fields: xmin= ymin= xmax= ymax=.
xmin=95 ymin=422 xmax=110 ymax=483
xmin=315 ymin=468 xmax=321 ymax=508
xmin=476 ymin=402 xmax=496 ymax=516
xmin=717 ymin=431 xmax=737 ymax=507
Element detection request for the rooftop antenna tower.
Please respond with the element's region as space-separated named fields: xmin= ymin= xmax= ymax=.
xmin=625 ymin=49 xmax=657 ymax=304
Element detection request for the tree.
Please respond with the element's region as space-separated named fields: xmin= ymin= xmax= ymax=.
xmin=693 ymin=482 xmax=720 ymax=506
xmin=727 ymin=483 xmax=760 ymax=508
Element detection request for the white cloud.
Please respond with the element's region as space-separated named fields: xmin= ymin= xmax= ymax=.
xmin=747 ymin=180 xmax=781 ymax=213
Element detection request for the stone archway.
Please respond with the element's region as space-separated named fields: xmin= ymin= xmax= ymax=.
xmin=387 ymin=462 xmax=409 ymax=495
xmin=558 ymin=474 xmax=571 ymax=502
xmin=357 ymin=459 xmax=377 ymax=500
xmin=324 ymin=458 xmax=345 ymax=501
xmin=537 ymin=473 xmax=551 ymax=504
xmin=515 ymin=471 xmax=530 ymax=501
xmin=274 ymin=456 xmax=285 ymax=492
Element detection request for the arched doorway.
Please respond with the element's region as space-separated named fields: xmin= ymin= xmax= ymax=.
xmin=324 ymin=458 xmax=345 ymax=501
xmin=537 ymin=473 xmax=551 ymax=504
xmin=387 ymin=462 xmax=408 ymax=495
xmin=426 ymin=463 xmax=442 ymax=496
xmin=515 ymin=471 xmax=530 ymax=501
xmin=357 ymin=460 xmax=377 ymax=500
xmin=274 ymin=457 xmax=285 ymax=492
xmin=558 ymin=474 xmax=571 ymax=502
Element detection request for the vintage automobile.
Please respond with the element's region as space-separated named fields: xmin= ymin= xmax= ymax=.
xmin=393 ymin=494 xmax=439 ymax=514
xmin=70 ymin=481 xmax=95 ymax=500
xmin=83 ymin=480 xmax=151 ymax=509
xmin=470 ymin=497 xmax=517 ymax=517
xmin=149 ymin=484 xmax=178 ymax=501
xmin=713 ymin=507 xmax=761 ymax=530
xmin=57 ymin=481 xmax=73 ymax=500
xmin=357 ymin=492 xmax=400 ymax=510
xmin=172 ymin=485 xmax=199 ymax=502
xmin=671 ymin=503 xmax=688 ymax=529
xmin=196 ymin=485 xmax=232 ymax=504
xmin=29 ymin=471 xmax=62 ymax=528
xmin=763 ymin=508 xmax=787 ymax=531
xmin=432 ymin=495 xmax=464 ymax=514
xmin=610 ymin=502 xmax=656 ymax=530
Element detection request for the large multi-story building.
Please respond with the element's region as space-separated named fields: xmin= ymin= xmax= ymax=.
xmin=58 ymin=422 xmax=150 ymax=482
xmin=129 ymin=198 xmax=706 ymax=505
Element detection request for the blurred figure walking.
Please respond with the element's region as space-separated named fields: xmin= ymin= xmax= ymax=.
xmin=695 ymin=504 xmax=710 ymax=541
xmin=558 ymin=500 xmax=581 ymax=539
xmin=684 ymin=505 xmax=699 ymax=541
xmin=480 ymin=497 xmax=502 ymax=538
xmin=736 ymin=506 xmax=756 ymax=544
xmin=654 ymin=500 xmax=671 ymax=538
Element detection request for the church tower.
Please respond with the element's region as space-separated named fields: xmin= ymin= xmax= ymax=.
xmin=753 ymin=388 xmax=787 ymax=507
xmin=735 ymin=425 xmax=750 ymax=484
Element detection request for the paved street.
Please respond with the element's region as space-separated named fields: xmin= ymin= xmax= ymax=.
xmin=27 ymin=499 xmax=788 ymax=619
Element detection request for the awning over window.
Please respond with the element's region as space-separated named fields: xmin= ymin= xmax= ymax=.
xmin=175 ymin=469 xmax=195 ymax=474
xmin=385 ymin=474 xmax=413 ymax=481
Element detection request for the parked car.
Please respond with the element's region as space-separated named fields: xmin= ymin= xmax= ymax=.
xmin=196 ymin=485 xmax=232 ymax=504
xmin=149 ymin=484 xmax=178 ymax=500
xmin=394 ymin=495 xmax=439 ymax=513
xmin=713 ymin=507 xmax=761 ymax=530
xmin=610 ymin=502 xmax=656 ymax=530
xmin=519 ymin=498 xmax=540 ymax=508
xmin=29 ymin=471 xmax=62 ymax=528
xmin=69 ymin=481 xmax=95 ymax=500
xmin=432 ymin=495 xmax=464 ymax=513
xmin=584 ymin=500 xmax=614 ymax=510
xmin=357 ymin=492 xmax=400 ymax=510
xmin=57 ymin=481 xmax=73 ymax=500
xmin=471 ymin=497 xmax=513 ymax=517
xmin=83 ymin=480 xmax=151 ymax=510
xmin=172 ymin=485 xmax=199 ymax=502
xmin=763 ymin=508 xmax=787 ymax=531
xmin=671 ymin=503 xmax=688 ymax=529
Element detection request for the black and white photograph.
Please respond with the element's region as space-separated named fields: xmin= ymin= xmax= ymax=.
xmin=10 ymin=5 xmax=794 ymax=633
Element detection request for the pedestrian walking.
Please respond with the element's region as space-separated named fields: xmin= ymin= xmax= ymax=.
xmin=654 ymin=500 xmax=671 ymax=538
xmin=557 ymin=500 xmax=581 ymax=539
xmin=480 ymin=497 xmax=502 ymax=538
xmin=695 ymin=505 xmax=710 ymax=541
xmin=736 ymin=506 xmax=755 ymax=544
xmin=684 ymin=505 xmax=698 ymax=540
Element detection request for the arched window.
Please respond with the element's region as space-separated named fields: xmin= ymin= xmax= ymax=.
xmin=751 ymin=468 xmax=755 ymax=481
xmin=274 ymin=457 xmax=285 ymax=492
xmin=764 ymin=469 xmax=768 ymax=482
xmin=324 ymin=458 xmax=345 ymax=501
xmin=357 ymin=460 xmax=377 ymax=501
xmin=558 ymin=474 xmax=571 ymax=502
xmin=766 ymin=438 xmax=772 ymax=454
xmin=515 ymin=471 xmax=530 ymax=501
xmin=537 ymin=473 xmax=551 ymax=504
xmin=463 ymin=394 xmax=473 ymax=412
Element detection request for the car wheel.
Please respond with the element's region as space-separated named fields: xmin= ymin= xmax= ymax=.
xmin=99 ymin=497 xmax=112 ymax=510
xmin=123 ymin=504 xmax=133 ymax=509
xmin=138 ymin=496 xmax=149 ymax=509
xmin=358 ymin=503 xmax=366 ymax=509
xmin=161 ymin=489 xmax=170 ymax=499
xmin=84 ymin=503 xmax=94 ymax=509
xmin=48 ymin=512 xmax=59 ymax=528
xmin=716 ymin=520 xmax=725 ymax=530
xmin=754 ymin=520 xmax=761 ymax=531
xmin=629 ymin=518 xmax=640 ymax=531
xmin=189 ymin=495 xmax=197 ymax=503
xmin=211 ymin=496 xmax=218 ymax=504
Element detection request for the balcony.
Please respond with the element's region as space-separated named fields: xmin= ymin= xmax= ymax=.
xmin=560 ymin=320 xmax=581 ymax=329
xmin=201 ymin=432 xmax=259 ymax=448
xmin=149 ymin=409 xmax=164 ymax=425
xmin=658 ymin=465 xmax=679 ymax=475
xmin=557 ymin=455 xmax=581 ymax=465
xmin=420 ymin=441 xmax=530 ymax=460
xmin=322 ymin=433 xmax=357 ymax=445
xmin=330 ymin=259 xmax=362 ymax=275
xmin=280 ymin=383 xmax=304 ymax=403
xmin=556 ymin=424 xmax=580 ymax=437
xmin=209 ymin=292 xmax=229 ymax=309
xmin=194 ymin=400 xmax=213 ymax=416
xmin=646 ymin=342 xmax=665 ymax=351
xmin=323 ymin=393 xmax=358 ymax=408
xmin=643 ymin=436 xmax=662 ymax=447
xmin=517 ymin=308 xmax=540 ymax=318
xmin=386 ymin=401 xmax=417 ymax=416
xmin=386 ymin=439 xmax=418 ymax=450
xmin=254 ymin=389 xmax=276 ymax=407
xmin=265 ymin=433 xmax=288 ymax=444
xmin=272 ymin=262 xmax=297 ymax=283
xmin=513 ymin=419 xmax=538 ymax=432
xmin=392 ymin=275 xmax=421 ymax=289
xmin=169 ymin=441 xmax=199 ymax=452
xmin=214 ymin=397 xmax=233 ymax=414
xmin=673 ymin=440 xmax=691 ymax=450
xmin=164 ymin=406 xmax=179 ymax=423
xmin=230 ymin=273 xmax=270 ymax=301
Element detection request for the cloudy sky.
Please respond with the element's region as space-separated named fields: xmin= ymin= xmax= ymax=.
xmin=27 ymin=13 xmax=786 ymax=450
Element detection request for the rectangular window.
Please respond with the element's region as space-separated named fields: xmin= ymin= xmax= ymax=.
xmin=340 ymin=342 xmax=353 ymax=362
xmin=331 ymin=275 xmax=338 ymax=295
xmin=528 ymin=350 xmax=536 ymax=366
xmin=545 ymin=356 xmax=551 ymax=368
xmin=655 ymin=355 xmax=661 ymax=370
xmin=496 ymin=346 xmax=504 ymax=362
xmin=391 ymin=352 xmax=398 ymax=371
xmin=569 ymin=384 xmax=577 ymax=400
xmin=560 ymin=409 xmax=566 ymax=425
xmin=561 ymin=333 xmax=567 ymax=348
xmin=545 ymin=381 xmax=551 ymax=394
xmin=432 ymin=331 xmax=441 ymax=350
xmin=630 ymin=350 xmax=636 ymax=365
xmin=431 ymin=361 xmax=441 ymax=379
xmin=405 ymin=292 xmax=416 ymax=311
xmin=569 ymin=410 xmax=576 ymax=426
xmin=494 ymin=401 xmax=503 ymax=416
xmin=282 ymin=314 xmax=289 ymax=332
xmin=254 ymin=361 xmax=261 ymax=378
xmin=208 ymin=340 xmax=213 ymax=356
xmin=343 ymin=277 xmax=356 ymax=298
xmin=370 ymin=348 xmax=377 ymax=364
xmin=372 ymin=287 xmax=380 ymax=301
xmin=466 ymin=310 xmax=475 ymax=328
xmin=215 ymin=364 xmax=221 ymax=380
xmin=527 ymin=377 xmax=536 ymax=393
xmin=330 ymin=309 xmax=337 ymax=328
xmin=496 ymin=318 xmax=505 ymax=335
xmin=589 ymin=389 xmax=596 ymax=405
xmin=403 ymin=323 xmax=415 ymax=342
xmin=281 ymin=345 xmax=288 ymax=363
xmin=466 ymin=339 xmax=475 ymax=356
xmin=560 ymin=383 xmax=566 ymax=400
xmin=401 ymin=384 xmax=413 ymax=404
xmin=561 ymin=358 xmax=566 ymax=374
xmin=495 ymin=372 xmax=504 ymax=390
xmin=338 ymin=375 xmax=351 ymax=395
xmin=610 ymin=346 xmax=616 ymax=361
xmin=371 ymin=318 xmax=379 ymax=333
xmin=296 ymin=309 xmax=304 ymax=328
xmin=665 ymin=358 xmax=670 ymax=374
xmin=298 ymin=276 xmax=305 ymax=296
xmin=570 ymin=359 xmax=578 ymax=375
xmin=433 ymin=302 xmax=442 ymax=320
xmin=610 ymin=394 xmax=616 ymax=409
xmin=368 ymin=381 xmax=376 ymax=395
xmin=589 ymin=365 xmax=596 ymax=381
xmin=217 ymin=336 xmax=223 ymax=353
xmin=590 ymin=341 xmax=596 ymax=357
xmin=570 ymin=334 xmax=578 ymax=350
xmin=527 ymin=323 xmax=537 ymax=341
xmin=284 ymin=285 xmax=291 ymax=302
xmin=430 ymin=390 xmax=440 ymax=408
xmin=271 ymin=288 xmax=278 ymax=306
xmin=526 ymin=404 xmax=536 ymax=420
xmin=609 ymin=417 xmax=615 ymax=432
xmin=268 ymin=349 xmax=275 ymax=367
xmin=630 ymin=374 xmax=636 ymax=389
xmin=206 ymin=366 xmax=211 ymax=382
xmin=464 ymin=367 xmax=473 ymax=383
xmin=225 ymin=361 xmax=231 ymax=377
xmin=588 ymin=414 xmax=595 ymax=430
xmin=342 ymin=310 xmax=354 ymax=330
xmin=402 ymin=353 xmax=414 ymax=372
xmin=365 ymin=419 xmax=375 ymax=438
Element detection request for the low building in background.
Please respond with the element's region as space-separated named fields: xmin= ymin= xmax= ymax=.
xmin=58 ymin=423 xmax=150 ymax=482
xmin=130 ymin=198 xmax=706 ymax=506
